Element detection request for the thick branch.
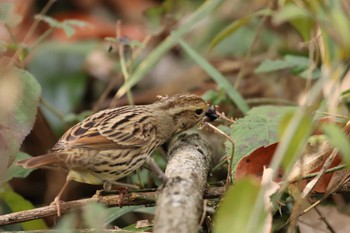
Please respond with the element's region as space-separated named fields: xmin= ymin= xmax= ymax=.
xmin=153 ymin=133 xmax=212 ymax=233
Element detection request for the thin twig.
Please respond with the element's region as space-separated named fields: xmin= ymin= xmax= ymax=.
xmin=110 ymin=21 xmax=134 ymax=107
xmin=199 ymin=199 xmax=208 ymax=227
xmin=216 ymin=111 xmax=235 ymax=124
xmin=204 ymin=122 xmax=234 ymax=190
xmin=301 ymin=164 xmax=345 ymax=180
xmin=0 ymin=186 xmax=225 ymax=226
xmin=302 ymin=149 xmax=338 ymax=198
xmin=116 ymin=21 xmax=133 ymax=105
xmin=314 ymin=206 xmax=336 ymax=233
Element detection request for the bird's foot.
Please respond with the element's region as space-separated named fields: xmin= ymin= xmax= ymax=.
xmin=50 ymin=197 xmax=64 ymax=217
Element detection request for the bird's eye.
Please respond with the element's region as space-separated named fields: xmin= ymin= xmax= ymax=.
xmin=195 ymin=109 xmax=204 ymax=115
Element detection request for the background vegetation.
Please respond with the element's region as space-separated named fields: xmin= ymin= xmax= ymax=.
xmin=1 ymin=0 xmax=350 ymax=232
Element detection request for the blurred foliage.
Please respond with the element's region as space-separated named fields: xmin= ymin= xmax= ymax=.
xmin=0 ymin=68 xmax=41 ymax=181
xmin=0 ymin=184 xmax=47 ymax=231
xmin=28 ymin=41 xmax=96 ymax=135
xmin=1 ymin=0 xmax=350 ymax=232
xmin=213 ymin=177 xmax=266 ymax=233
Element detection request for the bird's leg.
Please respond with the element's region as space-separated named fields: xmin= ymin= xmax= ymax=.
xmin=50 ymin=178 xmax=71 ymax=217
xmin=145 ymin=156 xmax=168 ymax=184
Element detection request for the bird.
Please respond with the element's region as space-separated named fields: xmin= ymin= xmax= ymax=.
xmin=17 ymin=93 xmax=217 ymax=216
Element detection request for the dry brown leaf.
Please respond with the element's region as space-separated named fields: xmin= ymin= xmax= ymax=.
xmin=135 ymin=219 xmax=152 ymax=228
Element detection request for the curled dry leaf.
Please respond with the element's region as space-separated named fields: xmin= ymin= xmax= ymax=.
xmin=136 ymin=219 xmax=152 ymax=228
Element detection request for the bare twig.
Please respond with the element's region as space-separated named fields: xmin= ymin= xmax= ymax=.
xmin=0 ymin=186 xmax=225 ymax=226
xmin=314 ymin=206 xmax=336 ymax=233
xmin=204 ymin=122 xmax=234 ymax=190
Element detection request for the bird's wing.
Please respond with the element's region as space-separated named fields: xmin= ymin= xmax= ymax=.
xmin=53 ymin=107 xmax=158 ymax=150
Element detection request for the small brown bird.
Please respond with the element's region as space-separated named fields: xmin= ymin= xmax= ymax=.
xmin=17 ymin=93 xmax=217 ymax=216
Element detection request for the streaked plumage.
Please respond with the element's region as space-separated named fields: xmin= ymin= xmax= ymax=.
xmin=17 ymin=93 xmax=216 ymax=216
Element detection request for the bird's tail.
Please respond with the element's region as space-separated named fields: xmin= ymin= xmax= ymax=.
xmin=16 ymin=153 xmax=65 ymax=169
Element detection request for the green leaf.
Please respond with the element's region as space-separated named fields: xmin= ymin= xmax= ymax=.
xmin=273 ymin=4 xmax=313 ymax=41
xmin=178 ymin=39 xmax=249 ymax=114
xmin=322 ymin=124 xmax=350 ymax=167
xmin=229 ymin=106 xmax=296 ymax=176
xmin=341 ymin=89 xmax=350 ymax=97
xmin=330 ymin=7 xmax=350 ymax=53
xmin=104 ymin=206 xmax=141 ymax=226
xmin=273 ymin=4 xmax=310 ymax=25
xmin=213 ymin=178 xmax=266 ymax=233
xmin=83 ymin=202 xmax=108 ymax=232
xmin=0 ymin=68 xmax=41 ymax=181
xmin=0 ymin=184 xmax=47 ymax=230
xmin=0 ymin=2 xmax=22 ymax=27
xmin=55 ymin=212 xmax=77 ymax=233
xmin=275 ymin=110 xmax=313 ymax=170
xmin=210 ymin=9 xmax=272 ymax=49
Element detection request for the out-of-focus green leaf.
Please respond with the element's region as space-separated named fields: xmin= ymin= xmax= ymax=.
xmin=273 ymin=4 xmax=313 ymax=40
xmin=104 ymin=206 xmax=141 ymax=226
xmin=0 ymin=184 xmax=47 ymax=230
xmin=202 ymin=89 xmax=228 ymax=106
xmin=341 ymin=89 xmax=350 ymax=96
xmin=0 ymin=68 xmax=41 ymax=181
xmin=277 ymin=110 xmax=313 ymax=170
xmin=330 ymin=8 xmax=350 ymax=55
xmin=210 ymin=9 xmax=272 ymax=49
xmin=229 ymin=106 xmax=296 ymax=177
xmin=83 ymin=202 xmax=108 ymax=232
xmin=1 ymin=152 xmax=33 ymax=184
xmin=213 ymin=178 xmax=266 ymax=233
xmin=134 ymin=206 xmax=156 ymax=214
xmin=178 ymin=39 xmax=249 ymax=114
xmin=322 ymin=123 xmax=350 ymax=167
xmin=255 ymin=55 xmax=320 ymax=79
xmin=55 ymin=212 xmax=77 ymax=233
xmin=273 ymin=4 xmax=310 ymax=25
xmin=28 ymin=41 xmax=95 ymax=135
xmin=299 ymin=68 xmax=321 ymax=80
xmin=255 ymin=55 xmax=309 ymax=73
xmin=289 ymin=18 xmax=314 ymax=41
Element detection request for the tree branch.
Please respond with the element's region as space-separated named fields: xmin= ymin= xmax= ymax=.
xmin=0 ymin=186 xmax=224 ymax=226
xmin=153 ymin=133 xmax=212 ymax=233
